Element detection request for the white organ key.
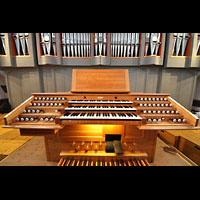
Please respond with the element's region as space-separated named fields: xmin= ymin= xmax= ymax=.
xmin=65 ymin=105 xmax=136 ymax=111
xmin=60 ymin=112 xmax=142 ymax=121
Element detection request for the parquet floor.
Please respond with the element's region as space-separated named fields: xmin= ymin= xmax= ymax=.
xmin=0 ymin=113 xmax=32 ymax=161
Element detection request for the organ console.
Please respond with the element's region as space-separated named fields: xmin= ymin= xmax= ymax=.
xmin=3 ymin=69 xmax=200 ymax=166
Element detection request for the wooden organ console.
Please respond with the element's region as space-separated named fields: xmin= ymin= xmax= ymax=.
xmin=3 ymin=69 xmax=199 ymax=166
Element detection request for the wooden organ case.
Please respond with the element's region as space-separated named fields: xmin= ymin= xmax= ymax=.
xmin=3 ymin=69 xmax=200 ymax=166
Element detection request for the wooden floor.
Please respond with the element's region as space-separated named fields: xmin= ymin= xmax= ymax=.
xmin=0 ymin=113 xmax=32 ymax=160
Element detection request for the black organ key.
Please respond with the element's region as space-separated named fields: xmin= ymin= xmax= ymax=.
xmin=64 ymin=113 xmax=71 ymax=116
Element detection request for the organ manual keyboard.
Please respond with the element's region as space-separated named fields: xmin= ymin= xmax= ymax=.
xmin=3 ymin=69 xmax=200 ymax=166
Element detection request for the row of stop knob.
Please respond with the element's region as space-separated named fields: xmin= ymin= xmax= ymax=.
xmin=29 ymin=102 xmax=64 ymax=106
xmin=16 ymin=117 xmax=56 ymax=122
xmin=142 ymin=110 xmax=179 ymax=114
xmin=146 ymin=117 xmax=186 ymax=123
xmin=138 ymin=103 xmax=172 ymax=107
xmin=135 ymin=97 xmax=168 ymax=101
xmin=34 ymin=97 xmax=66 ymax=101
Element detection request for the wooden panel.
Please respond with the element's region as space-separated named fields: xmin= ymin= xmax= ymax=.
xmin=158 ymin=130 xmax=180 ymax=147
xmin=138 ymin=124 xmax=199 ymax=130
xmin=168 ymin=96 xmax=199 ymax=127
xmin=178 ymin=136 xmax=200 ymax=165
xmin=3 ymin=96 xmax=34 ymax=125
xmin=71 ymin=69 xmax=130 ymax=93
xmin=124 ymin=125 xmax=144 ymax=140
xmin=20 ymin=128 xmax=55 ymax=136
xmin=58 ymin=124 xmax=103 ymax=137
xmin=102 ymin=125 xmax=124 ymax=136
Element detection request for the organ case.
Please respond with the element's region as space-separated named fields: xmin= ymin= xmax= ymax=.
xmin=3 ymin=69 xmax=199 ymax=166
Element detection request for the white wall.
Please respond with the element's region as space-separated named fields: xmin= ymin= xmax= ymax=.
xmin=0 ymin=70 xmax=7 ymax=99
xmin=193 ymin=76 xmax=200 ymax=100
